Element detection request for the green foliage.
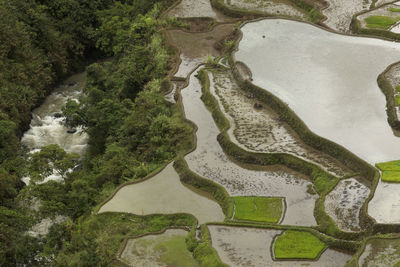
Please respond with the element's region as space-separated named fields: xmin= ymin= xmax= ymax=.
xmin=273 ymin=230 xmax=327 ymax=259
xmin=233 ymin=196 xmax=283 ymax=223
xmin=0 ymin=206 xmax=32 ymax=266
xmin=54 ymin=213 xmax=196 ymax=266
xmin=390 ymin=8 xmax=400 ymax=12
xmin=376 ymin=160 xmax=400 ymax=182
xmin=191 ymin=225 xmax=229 ymax=267
xmin=0 ymin=0 xmax=185 ymax=266
xmin=27 ymin=144 xmax=79 ymax=184
xmin=365 ymin=15 xmax=400 ymax=29
xmin=396 ymin=85 xmax=400 ymax=92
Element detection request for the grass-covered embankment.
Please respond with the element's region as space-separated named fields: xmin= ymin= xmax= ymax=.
xmin=233 ymin=196 xmax=283 ymax=223
xmin=376 ymin=64 xmax=400 ymax=132
xmin=186 ymin=225 xmax=230 ymax=267
xmin=273 ymin=230 xmax=327 ymax=260
xmin=174 ymin=158 xmax=234 ymax=219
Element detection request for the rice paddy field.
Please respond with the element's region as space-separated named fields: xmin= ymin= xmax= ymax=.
xmin=105 ymin=0 xmax=400 ymax=265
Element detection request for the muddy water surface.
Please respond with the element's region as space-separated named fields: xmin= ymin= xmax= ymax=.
xmin=208 ymin=225 xmax=352 ymax=267
xmin=182 ymin=68 xmax=317 ymax=226
xmin=368 ymin=179 xmax=400 ymax=223
xmin=235 ymin=19 xmax=400 ymax=164
xmin=99 ymin=163 xmax=225 ymax=224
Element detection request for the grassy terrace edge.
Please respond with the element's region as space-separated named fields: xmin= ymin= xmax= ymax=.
xmin=197 ymin=67 xmax=368 ymax=242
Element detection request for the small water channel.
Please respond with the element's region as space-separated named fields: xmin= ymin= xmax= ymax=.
xmin=21 ymin=72 xmax=88 ymax=184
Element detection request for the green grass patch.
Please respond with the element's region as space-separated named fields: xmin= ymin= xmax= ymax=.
xmin=396 ymin=85 xmax=400 ymax=93
xmin=233 ymin=196 xmax=283 ymax=223
xmin=154 ymin=235 xmax=200 ymax=266
xmin=376 ymin=160 xmax=400 ymax=182
xmin=396 ymin=95 xmax=400 ymax=105
xmin=365 ymin=15 xmax=400 ymax=29
xmin=273 ymin=230 xmax=327 ymax=260
xmin=390 ymin=7 xmax=400 ymax=12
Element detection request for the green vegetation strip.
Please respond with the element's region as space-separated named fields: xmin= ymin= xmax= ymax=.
xmin=376 ymin=70 xmax=400 ymax=132
xmin=273 ymin=230 xmax=327 ymax=260
xmin=376 ymin=160 xmax=400 ymax=182
xmin=365 ymin=16 xmax=400 ymax=29
xmin=186 ymin=225 xmax=229 ymax=267
xmin=233 ymin=196 xmax=283 ymax=223
xmin=390 ymin=8 xmax=400 ymax=12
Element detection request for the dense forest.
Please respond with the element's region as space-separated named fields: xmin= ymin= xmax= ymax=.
xmin=0 ymin=0 xmax=192 ymax=265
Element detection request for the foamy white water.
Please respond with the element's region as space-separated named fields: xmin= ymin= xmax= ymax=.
xmin=21 ymin=72 xmax=88 ymax=184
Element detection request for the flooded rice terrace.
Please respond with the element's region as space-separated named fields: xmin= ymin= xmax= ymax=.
xmin=235 ymin=19 xmax=400 ymax=165
xmin=208 ymin=225 xmax=352 ymax=267
xmin=182 ymin=68 xmax=318 ymax=226
xmin=99 ymin=163 xmax=225 ymax=224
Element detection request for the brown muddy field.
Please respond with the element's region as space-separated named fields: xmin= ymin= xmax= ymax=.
xmin=167 ymin=24 xmax=234 ymax=78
